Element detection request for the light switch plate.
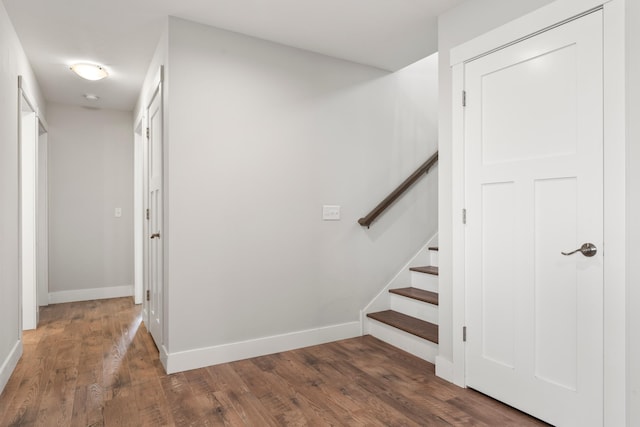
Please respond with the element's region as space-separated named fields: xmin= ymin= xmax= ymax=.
xmin=115 ymin=208 xmax=122 ymax=218
xmin=322 ymin=205 xmax=340 ymax=221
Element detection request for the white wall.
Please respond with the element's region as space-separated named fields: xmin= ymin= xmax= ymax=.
xmin=626 ymin=0 xmax=640 ymax=424
xmin=436 ymin=0 xmax=554 ymax=367
xmin=137 ymin=17 xmax=439 ymax=367
xmin=47 ymin=104 xmax=134 ymax=303
xmin=0 ymin=1 xmax=45 ymax=394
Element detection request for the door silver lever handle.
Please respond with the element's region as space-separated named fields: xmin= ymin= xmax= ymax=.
xmin=561 ymin=243 xmax=597 ymax=257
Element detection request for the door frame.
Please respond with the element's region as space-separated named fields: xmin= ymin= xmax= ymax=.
xmin=133 ymin=114 xmax=145 ymax=307
xmin=139 ymin=66 xmax=166 ymax=366
xmin=18 ymin=76 xmax=47 ymax=331
xmin=449 ymin=0 xmax=626 ymax=425
xmin=36 ymin=117 xmax=49 ymax=310
xmin=133 ymin=66 xmax=164 ymax=330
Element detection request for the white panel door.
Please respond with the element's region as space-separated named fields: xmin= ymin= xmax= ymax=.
xmin=147 ymin=86 xmax=163 ymax=348
xmin=464 ymin=11 xmax=603 ymax=426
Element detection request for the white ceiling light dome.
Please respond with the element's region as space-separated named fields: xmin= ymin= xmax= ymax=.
xmin=70 ymin=63 xmax=108 ymax=81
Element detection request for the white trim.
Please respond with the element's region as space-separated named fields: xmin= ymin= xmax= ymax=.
xmin=450 ymin=0 xmax=611 ymax=66
xmin=133 ymin=117 xmax=144 ymax=306
xmin=366 ymin=319 xmax=438 ymax=363
xmin=164 ymin=321 xmax=360 ymax=374
xmin=449 ymin=2 xmax=626 ymax=425
xmin=17 ymin=75 xmax=37 ymax=113
xmin=133 ymin=109 xmax=144 ymax=133
xmin=19 ymin=75 xmax=48 ymax=133
xmin=390 ymin=293 xmax=438 ymax=324
xmin=449 ymin=63 xmax=466 ymax=387
xmin=48 ymin=285 xmax=134 ymax=304
xmin=602 ymin=0 xmax=626 ymax=424
xmin=435 ymin=355 xmax=454 ymax=382
xmin=37 ymin=115 xmax=48 ymax=135
xmin=19 ymin=85 xmax=39 ymax=331
xmin=145 ymin=73 xmax=165 ymax=351
xmin=145 ymin=65 xmax=164 ymax=108
xmin=0 ymin=340 xmax=22 ymax=395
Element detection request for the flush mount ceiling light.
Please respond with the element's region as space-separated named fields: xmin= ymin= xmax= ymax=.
xmin=70 ymin=63 xmax=108 ymax=81
xmin=84 ymin=94 xmax=99 ymax=101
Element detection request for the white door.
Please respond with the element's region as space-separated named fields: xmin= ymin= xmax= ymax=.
xmin=147 ymin=86 xmax=163 ymax=348
xmin=464 ymin=10 xmax=603 ymax=426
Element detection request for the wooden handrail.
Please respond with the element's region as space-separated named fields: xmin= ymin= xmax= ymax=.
xmin=358 ymin=151 xmax=438 ymax=228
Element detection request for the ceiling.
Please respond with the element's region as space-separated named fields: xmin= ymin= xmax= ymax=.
xmin=3 ymin=0 xmax=466 ymax=111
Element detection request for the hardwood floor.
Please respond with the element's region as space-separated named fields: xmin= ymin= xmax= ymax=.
xmin=0 ymin=298 xmax=548 ymax=426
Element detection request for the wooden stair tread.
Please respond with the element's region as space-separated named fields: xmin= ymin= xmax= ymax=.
xmin=428 ymin=246 xmax=439 ymax=251
xmin=367 ymin=310 xmax=438 ymax=344
xmin=409 ymin=266 xmax=439 ymax=276
xmin=389 ymin=287 xmax=438 ymax=305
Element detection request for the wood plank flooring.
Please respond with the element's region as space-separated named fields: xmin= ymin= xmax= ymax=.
xmin=0 ymin=298 xmax=548 ymax=426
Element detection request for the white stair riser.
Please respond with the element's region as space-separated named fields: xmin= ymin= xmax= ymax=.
xmin=429 ymin=251 xmax=439 ymax=268
xmin=411 ymin=271 xmax=438 ymax=292
xmin=390 ymin=295 xmax=438 ymax=325
xmin=366 ymin=319 xmax=438 ymax=363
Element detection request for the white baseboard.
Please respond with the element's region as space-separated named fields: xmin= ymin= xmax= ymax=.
xmin=165 ymin=321 xmax=360 ymax=374
xmin=0 ymin=340 xmax=22 ymax=395
xmin=435 ymin=355 xmax=455 ymax=383
xmin=49 ymin=285 xmax=134 ymax=304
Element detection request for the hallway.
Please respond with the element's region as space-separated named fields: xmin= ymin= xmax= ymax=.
xmin=0 ymin=298 xmax=547 ymax=426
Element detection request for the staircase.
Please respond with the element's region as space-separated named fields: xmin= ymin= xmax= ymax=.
xmin=365 ymin=246 xmax=439 ymax=363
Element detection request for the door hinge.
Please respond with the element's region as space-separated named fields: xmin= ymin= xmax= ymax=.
xmin=146 ymin=127 xmax=150 ymax=139
xmin=462 ymin=208 xmax=467 ymax=224
xmin=146 ymin=208 xmax=150 ymax=220
xmin=146 ymin=290 xmax=150 ymax=301
xmin=462 ymin=90 xmax=467 ymax=107
xmin=463 ymin=326 xmax=467 ymax=342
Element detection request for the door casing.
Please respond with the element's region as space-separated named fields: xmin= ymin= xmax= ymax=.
xmin=448 ymin=0 xmax=627 ymax=425
xmin=141 ymin=66 xmax=166 ymax=367
xmin=133 ymin=115 xmax=144 ymax=308
xmin=18 ymin=76 xmax=47 ymax=331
